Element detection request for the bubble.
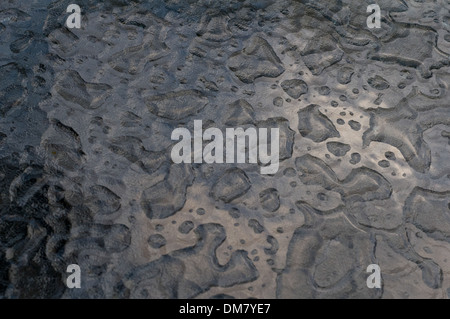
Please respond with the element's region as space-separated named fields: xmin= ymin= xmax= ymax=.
xmin=229 ymin=208 xmax=241 ymax=219
xmin=385 ymin=151 xmax=396 ymax=161
xmin=350 ymin=153 xmax=361 ymax=165
xmin=178 ymin=221 xmax=194 ymax=234
xmin=378 ymin=160 xmax=390 ymax=168
xmin=273 ymin=97 xmax=283 ymax=107
xmin=318 ymin=86 xmax=331 ymax=96
xmin=148 ymin=234 xmax=166 ymax=249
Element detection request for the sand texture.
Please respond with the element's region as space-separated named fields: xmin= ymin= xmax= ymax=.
xmin=0 ymin=0 xmax=450 ymax=299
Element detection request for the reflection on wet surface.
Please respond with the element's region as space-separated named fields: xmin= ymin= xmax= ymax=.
xmin=0 ymin=0 xmax=449 ymax=298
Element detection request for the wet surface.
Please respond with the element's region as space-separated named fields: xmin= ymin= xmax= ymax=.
xmin=0 ymin=0 xmax=450 ymax=298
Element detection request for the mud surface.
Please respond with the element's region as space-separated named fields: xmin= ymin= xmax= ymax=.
xmin=0 ymin=0 xmax=450 ymax=298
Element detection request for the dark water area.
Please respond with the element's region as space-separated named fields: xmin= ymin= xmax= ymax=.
xmin=0 ymin=0 xmax=450 ymax=299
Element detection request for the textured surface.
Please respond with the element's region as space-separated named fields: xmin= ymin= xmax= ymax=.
xmin=0 ymin=0 xmax=450 ymax=299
